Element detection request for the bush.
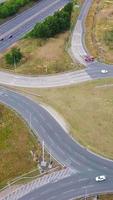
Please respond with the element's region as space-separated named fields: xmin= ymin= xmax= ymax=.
xmin=5 ymin=47 xmax=23 ymax=65
xmin=104 ymin=30 xmax=113 ymax=49
xmin=104 ymin=30 xmax=113 ymax=44
xmin=30 ymin=2 xmax=73 ymax=39
xmin=0 ymin=0 xmax=32 ymax=18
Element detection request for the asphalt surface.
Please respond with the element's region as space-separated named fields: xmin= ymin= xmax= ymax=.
xmin=0 ymin=87 xmax=113 ymax=200
xmin=0 ymin=0 xmax=113 ymax=199
xmin=0 ymin=0 xmax=113 ymax=87
xmin=0 ymin=0 xmax=70 ymax=52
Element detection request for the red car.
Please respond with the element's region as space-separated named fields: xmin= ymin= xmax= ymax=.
xmin=84 ymin=55 xmax=94 ymax=62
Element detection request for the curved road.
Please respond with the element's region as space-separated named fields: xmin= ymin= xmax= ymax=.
xmin=0 ymin=87 xmax=113 ymax=200
xmin=1 ymin=0 xmax=113 ymax=199
xmin=0 ymin=0 xmax=113 ymax=87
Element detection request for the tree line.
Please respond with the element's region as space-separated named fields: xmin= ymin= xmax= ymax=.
xmin=0 ymin=0 xmax=36 ymax=18
xmin=29 ymin=2 xmax=73 ymax=38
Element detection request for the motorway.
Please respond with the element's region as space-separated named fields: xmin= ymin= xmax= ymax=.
xmin=0 ymin=0 xmax=113 ymax=199
xmin=0 ymin=0 xmax=70 ymax=52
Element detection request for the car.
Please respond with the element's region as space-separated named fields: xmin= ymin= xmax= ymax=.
xmin=84 ymin=55 xmax=94 ymax=62
xmin=101 ymin=69 xmax=108 ymax=74
xmin=8 ymin=35 xmax=13 ymax=39
xmin=95 ymin=175 xmax=106 ymax=182
xmin=0 ymin=38 xmax=4 ymax=41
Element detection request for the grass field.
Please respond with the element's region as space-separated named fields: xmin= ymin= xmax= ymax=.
xmin=88 ymin=195 xmax=113 ymax=200
xmin=100 ymin=195 xmax=113 ymax=200
xmin=0 ymin=104 xmax=42 ymax=188
xmin=15 ymin=78 xmax=113 ymax=160
xmin=85 ymin=0 xmax=113 ymax=64
xmin=0 ymin=33 xmax=80 ymax=75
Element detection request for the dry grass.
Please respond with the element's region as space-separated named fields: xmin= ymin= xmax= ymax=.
xmin=88 ymin=194 xmax=113 ymax=200
xmin=100 ymin=195 xmax=113 ymax=200
xmin=0 ymin=33 xmax=81 ymax=75
xmin=0 ymin=104 xmax=42 ymax=188
xmin=85 ymin=0 xmax=113 ymax=64
xmin=14 ymin=78 xmax=113 ymax=160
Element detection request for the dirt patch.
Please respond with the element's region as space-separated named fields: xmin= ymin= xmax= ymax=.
xmin=37 ymin=36 xmax=66 ymax=61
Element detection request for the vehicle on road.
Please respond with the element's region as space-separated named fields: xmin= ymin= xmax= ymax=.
xmin=0 ymin=38 xmax=4 ymax=41
xmin=95 ymin=175 xmax=106 ymax=182
xmin=101 ymin=69 xmax=108 ymax=74
xmin=84 ymin=55 xmax=94 ymax=62
xmin=8 ymin=35 xmax=13 ymax=39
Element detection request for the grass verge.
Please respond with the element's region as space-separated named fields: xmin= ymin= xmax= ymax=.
xmin=88 ymin=195 xmax=113 ymax=200
xmin=85 ymin=0 xmax=113 ymax=64
xmin=13 ymin=78 xmax=113 ymax=161
xmin=0 ymin=103 xmax=41 ymax=188
xmin=0 ymin=33 xmax=82 ymax=75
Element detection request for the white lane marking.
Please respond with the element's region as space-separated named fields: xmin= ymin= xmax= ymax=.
xmin=0 ymin=0 xmax=64 ymax=40
xmin=63 ymin=188 xmax=76 ymax=195
xmin=82 ymin=184 xmax=94 ymax=189
xmin=78 ymin=178 xmax=89 ymax=182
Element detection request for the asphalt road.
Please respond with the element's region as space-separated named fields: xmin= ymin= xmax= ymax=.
xmin=0 ymin=87 xmax=113 ymax=200
xmin=0 ymin=0 xmax=113 ymax=199
xmin=0 ymin=0 xmax=112 ymax=88
xmin=0 ymin=0 xmax=70 ymax=52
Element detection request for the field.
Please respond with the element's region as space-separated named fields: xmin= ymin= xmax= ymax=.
xmin=0 ymin=104 xmax=42 ymax=188
xmin=0 ymin=33 xmax=79 ymax=75
xmin=15 ymin=78 xmax=113 ymax=160
xmin=85 ymin=0 xmax=113 ymax=64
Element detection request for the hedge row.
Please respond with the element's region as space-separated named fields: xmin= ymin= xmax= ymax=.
xmin=0 ymin=0 xmax=35 ymax=18
xmin=30 ymin=2 xmax=73 ymax=38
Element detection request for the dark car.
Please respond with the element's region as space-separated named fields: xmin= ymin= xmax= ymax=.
xmin=0 ymin=38 xmax=4 ymax=41
xmin=8 ymin=35 xmax=13 ymax=39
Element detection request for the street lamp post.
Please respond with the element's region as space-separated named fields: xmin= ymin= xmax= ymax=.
xmin=85 ymin=187 xmax=87 ymax=200
xmin=29 ymin=112 xmax=31 ymax=129
xmin=14 ymin=55 xmax=16 ymax=73
xmin=41 ymin=140 xmax=47 ymax=167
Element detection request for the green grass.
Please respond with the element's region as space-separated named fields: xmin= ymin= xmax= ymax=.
xmin=15 ymin=78 xmax=113 ymax=161
xmin=104 ymin=29 xmax=113 ymax=47
xmin=0 ymin=104 xmax=42 ymax=188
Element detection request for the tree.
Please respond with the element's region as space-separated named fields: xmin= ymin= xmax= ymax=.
xmin=5 ymin=47 xmax=23 ymax=66
xmin=30 ymin=2 xmax=73 ymax=39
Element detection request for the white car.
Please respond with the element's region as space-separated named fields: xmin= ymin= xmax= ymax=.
xmin=101 ymin=69 xmax=108 ymax=74
xmin=95 ymin=175 xmax=106 ymax=182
